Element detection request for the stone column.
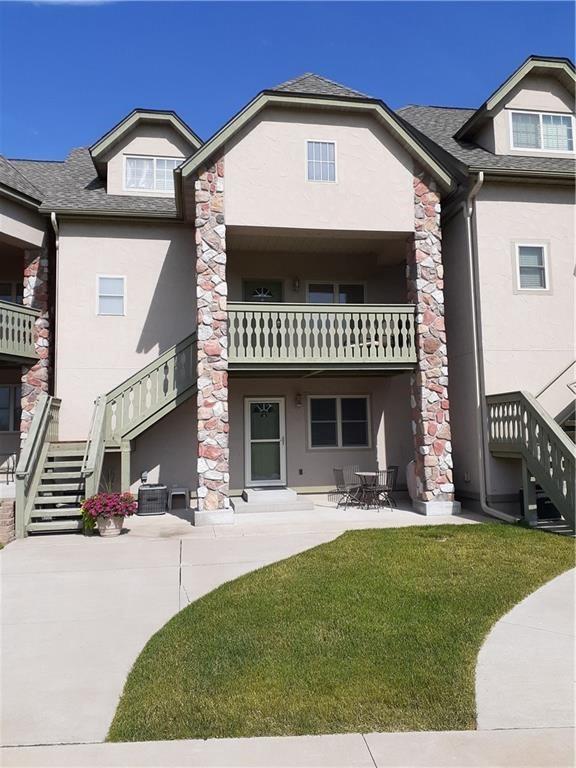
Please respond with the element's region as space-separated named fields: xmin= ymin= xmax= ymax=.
xmin=194 ymin=157 xmax=232 ymax=524
xmin=20 ymin=247 xmax=51 ymax=442
xmin=406 ymin=171 xmax=460 ymax=515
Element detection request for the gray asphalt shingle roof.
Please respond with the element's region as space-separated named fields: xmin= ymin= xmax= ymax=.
xmin=271 ymin=73 xmax=369 ymax=99
xmin=0 ymin=155 xmax=43 ymax=201
xmin=10 ymin=148 xmax=176 ymax=215
xmin=397 ymin=105 xmax=576 ymax=176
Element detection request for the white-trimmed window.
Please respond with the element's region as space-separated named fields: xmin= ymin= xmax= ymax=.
xmin=97 ymin=276 xmax=125 ymax=316
xmin=307 ymin=141 xmax=336 ymax=182
xmin=307 ymin=282 xmax=365 ymax=304
xmin=309 ymin=396 xmax=370 ymax=448
xmin=0 ymin=385 xmax=21 ymax=432
xmin=510 ymin=111 xmax=574 ymax=152
xmin=124 ymin=156 xmax=180 ymax=192
xmin=516 ymin=245 xmax=548 ymax=290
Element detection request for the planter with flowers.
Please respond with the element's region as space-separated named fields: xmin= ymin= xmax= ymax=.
xmin=81 ymin=492 xmax=137 ymax=537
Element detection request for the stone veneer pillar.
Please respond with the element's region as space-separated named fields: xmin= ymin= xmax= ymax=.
xmin=194 ymin=157 xmax=232 ymax=524
xmin=20 ymin=247 xmax=51 ymax=442
xmin=406 ymin=171 xmax=460 ymax=515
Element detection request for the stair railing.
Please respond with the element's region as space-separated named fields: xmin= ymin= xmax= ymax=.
xmin=15 ymin=393 xmax=61 ymax=537
xmin=487 ymin=391 xmax=575 ymax=530
xmin=81 ymin=395 xmax=107 ymax=499
xmin=81 ymin=332 xmax=197 ymax=496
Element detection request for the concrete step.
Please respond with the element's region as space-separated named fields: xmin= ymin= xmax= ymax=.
xmin=232 ymin=497 xmax=315 ymax=515
xmin=242 ymin=487 xmax=299 ymax=504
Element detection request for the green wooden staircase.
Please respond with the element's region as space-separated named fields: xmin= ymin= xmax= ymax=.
xmin=487 ymin=391 xmax=575 ymax=535
xmin=16 ymin=332 xmax=197 ymax=535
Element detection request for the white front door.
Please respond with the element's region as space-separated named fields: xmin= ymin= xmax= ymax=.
xmin=244 ymin=398 xmax=286 ymax=487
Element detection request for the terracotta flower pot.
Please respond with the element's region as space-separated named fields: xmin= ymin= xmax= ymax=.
xmin=97 ymin=515 xmax=124 ymax=537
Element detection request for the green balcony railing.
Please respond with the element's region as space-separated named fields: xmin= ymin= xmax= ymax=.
xmin=228 ymin=303 xmax=416 ymax=367
xmin=0 ymin=301 xmax=40 ymax=361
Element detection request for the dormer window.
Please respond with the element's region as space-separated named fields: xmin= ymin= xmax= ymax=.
xmin=510 ymin=111 xmax=574 ymax=152
xmin=124 ymin=156 xmax=181 ymax=193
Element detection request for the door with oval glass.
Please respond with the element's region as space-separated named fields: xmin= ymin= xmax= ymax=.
xmin=244 ymin=397 xmax=286 ymax=487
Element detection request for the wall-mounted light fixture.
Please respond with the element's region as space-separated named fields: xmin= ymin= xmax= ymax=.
xmin=292 ymin=277 xmax=300 ymax=292
xmin=295 ymin=393 xmax=304 ymax=408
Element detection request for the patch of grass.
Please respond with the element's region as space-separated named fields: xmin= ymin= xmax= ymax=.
xmin=108 ymin=524 xmax=573 ymax=741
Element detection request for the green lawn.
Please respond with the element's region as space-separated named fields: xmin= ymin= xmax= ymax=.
xmin=109 ymin=524 xmax=573 ymax=742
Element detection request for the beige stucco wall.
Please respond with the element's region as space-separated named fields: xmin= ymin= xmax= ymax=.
xmin=225 ymin=107 xmax=415 ymax=232
xmin=0 ymin=198 xmax=46 ymax=249
xmin=478 ymin=182 xmax=575 ymax=498
xmin=228 ymin=251 xmax=406 ymax=304
xmin=56 ymin=219 xmax=196 ymax=439
xmin=489 ymin=75 xmax=575 ymax=157
xmin=104 ymin=123 xmax=193 ymax=197
xmin=228 ymin=374 xmax=413 ymax=492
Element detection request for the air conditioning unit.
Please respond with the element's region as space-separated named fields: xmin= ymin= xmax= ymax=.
xmin=137 ymin=484 xmax=168 ymax=516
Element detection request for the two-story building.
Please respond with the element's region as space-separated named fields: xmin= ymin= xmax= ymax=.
xmin=0 ymin=55 xmax=573 ymax=540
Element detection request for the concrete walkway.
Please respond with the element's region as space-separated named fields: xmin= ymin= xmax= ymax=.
xmin=476 ymin=568 xmax=575 ymax=730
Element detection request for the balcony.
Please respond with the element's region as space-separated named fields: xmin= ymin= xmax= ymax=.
xmin=228 ymin=303 xmax=416 ymax=374
xmin=0 ymin=301 xmax=40 ymax=363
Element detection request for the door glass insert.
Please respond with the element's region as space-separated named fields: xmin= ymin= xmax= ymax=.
xmin=243 ymin=281 xmax=283 ymax=303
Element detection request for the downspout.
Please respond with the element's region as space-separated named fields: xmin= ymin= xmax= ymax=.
xmin=462 ymin=173 xmax=517 ymax=523
xmin=50 ymin=213 xmax=59 ymax=398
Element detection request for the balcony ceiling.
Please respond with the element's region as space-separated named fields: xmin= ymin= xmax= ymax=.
xmin=227 ymin=226 xmax=408 ymax=263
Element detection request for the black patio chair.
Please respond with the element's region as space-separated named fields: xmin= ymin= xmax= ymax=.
xmin=331 ymin=467 xmax=362 ymax=509
xmin=386 ymin=465 xmax=398 ymax=507
xmin=373 ymin=468 xmax=397 ymax=510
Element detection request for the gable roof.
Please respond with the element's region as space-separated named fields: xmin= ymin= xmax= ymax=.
xmin=0 ymin=155 xmax=43 ymax=205
xmin=454 ymin=55 xmax=575 ymax=140
xmin=178 ymin=80 xmax=454 ymax=191
xmin=90 ymin=108 xmax=202 ymax=163
xmin=397 ymin=105 xmax=576 ymax=178
xmin=271 ymin=73 xmax=369 ymax=99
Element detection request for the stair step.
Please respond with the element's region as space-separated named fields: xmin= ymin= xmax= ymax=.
xmin=38 ymin=482 xmax=84 ymax=492
xmin=43 ymin=460 xmax=84 ymax=468
xmin=28 ymin=520 xmax=83 ymax=533
xmin=48 ymin=442 xmax=86 ymax=452
xmin=41 ymin=471 xmax=83 ymax=480
xmin=34 ymin=494 xmax=83 ymax=505
xmin=31 ymin=507 xmax=82 ymax=519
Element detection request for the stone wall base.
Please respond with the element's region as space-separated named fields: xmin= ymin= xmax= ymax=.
xmin=0 ymin=498 xmax=16 ymax=544
xmin=193 ymin=509 xmax=235 ymax=527
xmin=413 ymin=499 xmax=462 ymax=517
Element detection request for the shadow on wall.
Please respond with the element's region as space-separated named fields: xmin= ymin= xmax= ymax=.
xmin=136 ymin=238 xmax=196 ymax=356
xmin=382 ymin=373 xmax=414 ymax=489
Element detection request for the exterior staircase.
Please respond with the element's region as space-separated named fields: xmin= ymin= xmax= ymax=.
xmin=16 ymin=332 xmax=197 ymax=536
xmin=487 ymin=391 xmax=575 ymax=536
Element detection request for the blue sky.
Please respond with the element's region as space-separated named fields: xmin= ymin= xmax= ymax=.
xmin=1 ymin=1 xmax=573 ymax=160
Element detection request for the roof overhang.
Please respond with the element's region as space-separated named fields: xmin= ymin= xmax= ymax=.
xmin=90 ymin=109 xmax=203 ymax=166
xmin=0 ymin=184 xmax=41 ymax=210
xmin=178 ymin=91 xmax=455 ymax=192
xmin=455 ymin=56 xmax=576 ymax=140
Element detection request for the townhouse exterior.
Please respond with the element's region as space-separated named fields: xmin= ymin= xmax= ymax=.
xmin=0 ymin=55 xmax=573 ymax=540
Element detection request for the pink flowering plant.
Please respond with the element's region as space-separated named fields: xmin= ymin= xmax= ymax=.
xmin=81 ymin=492 xmax=137 ymax=531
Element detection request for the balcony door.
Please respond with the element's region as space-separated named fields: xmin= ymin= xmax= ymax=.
xmin=244 ymin=397 xmax=286 ymax=487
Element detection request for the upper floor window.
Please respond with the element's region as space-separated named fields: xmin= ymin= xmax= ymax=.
xmin=510 ymin=111 xmax=574 ymax=152
xmin=307 ymin=141 xmax=336 ymax=182
xmin=97 ymin=276 xmax=125 ymax=316
xmin=516 ymin=245 xmax=548 ymax=291
xmin=124 ymin=156 xmax=180 ymax=193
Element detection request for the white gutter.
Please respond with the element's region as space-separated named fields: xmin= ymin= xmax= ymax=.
xmin=462 ymin=173 xmax=518 ymax=523
xmin=50 ymin=212 xmax=59 ymax=398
